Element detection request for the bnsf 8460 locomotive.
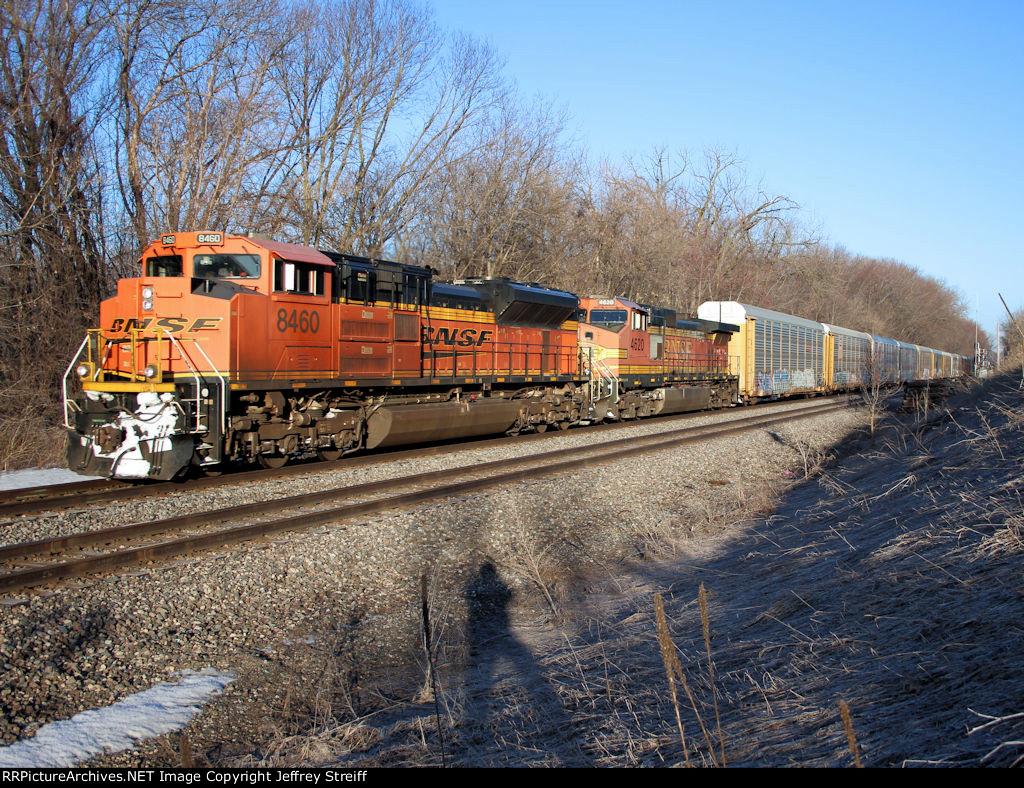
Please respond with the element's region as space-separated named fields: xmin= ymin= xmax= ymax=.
xmin=65 ymin=233 xmax=738 ymax=479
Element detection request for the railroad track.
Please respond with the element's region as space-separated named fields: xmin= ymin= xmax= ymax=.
xmin=0 ymin=398 xmax=852 ymax=593
xmin=0 ymin=396 xmax=851 ymax=521
xmin=0 ymin=478 xmax=130 ymax=515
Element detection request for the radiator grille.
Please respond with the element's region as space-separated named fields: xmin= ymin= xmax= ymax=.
xmin=342 ymin=320 xmax=390 ymax=340
xmin=394 ymin=313 xmax=420 ymax=341
xmin=340 ymin=356 xmax=390 ymax=374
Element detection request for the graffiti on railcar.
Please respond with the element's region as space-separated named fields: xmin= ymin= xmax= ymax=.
xmin=757 ymin=368 xmax=818 ymax=394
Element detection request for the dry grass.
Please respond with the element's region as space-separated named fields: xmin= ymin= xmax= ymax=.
xmin=496 ymin=501 xmax=564 ymax=619
xmin=653 ymin=584 xmax=726 ymax=767
xmin=654 ymin=592 xmax=692 ymax=764
xmin=0 ymin=392 xmax=67 ymax=471
xmin=212 ymin=374 xmax=1024 ymax=768
xmin=217 ymin=413 xmax=857 ymax=767
xmin=838 ymin=700 xmax=863 ymax=768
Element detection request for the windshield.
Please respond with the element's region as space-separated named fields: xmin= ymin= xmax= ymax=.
xmin=588 ymin=309 xmax=627 ymax=331
xmin=193 ymin=253 xmax=260 ymax=279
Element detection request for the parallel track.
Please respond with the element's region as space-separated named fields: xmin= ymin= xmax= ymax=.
xmin=0 ymin=397 xmax=847 ymax=520
xmin=0 ymin=398 xmax=852 ymax=593
xmin=0 ymin=478 xmax=129 ymax=514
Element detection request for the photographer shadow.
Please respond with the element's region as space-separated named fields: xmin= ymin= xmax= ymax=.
xmin=459 ymin=561 xmax=594 ymax=766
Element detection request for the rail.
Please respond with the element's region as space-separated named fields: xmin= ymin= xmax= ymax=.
xmin=1 ymin=398 xmax=852 ymax=593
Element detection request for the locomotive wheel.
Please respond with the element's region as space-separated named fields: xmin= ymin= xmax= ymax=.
xmin=316 ymin=448 xmax=343 ymax=461
xmin=257 ymin=452 xmax=288 ymax=469
xmin=534 ymin=424 xmax=548 ymax=433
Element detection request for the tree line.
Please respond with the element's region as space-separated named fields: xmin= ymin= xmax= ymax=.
xmin=0 ymin=0 xmax=988 ymax=468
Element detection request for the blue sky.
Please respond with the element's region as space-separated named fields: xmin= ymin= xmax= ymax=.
xmin=429 ymin=0 xmax=1023 ymax=342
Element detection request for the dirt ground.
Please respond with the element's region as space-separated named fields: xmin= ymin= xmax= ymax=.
xmin=236 ymin=373 xmax=1024 ymax=768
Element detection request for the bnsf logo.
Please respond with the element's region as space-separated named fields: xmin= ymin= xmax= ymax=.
xmin=110 ymin=317 xmax=222 ymax=333
xmin=422 ymin=327 xmax=493 ymax=347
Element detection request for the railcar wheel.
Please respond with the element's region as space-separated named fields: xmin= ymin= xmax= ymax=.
xmin=257 ymin=453 xmax=288 ymax=469
xmin=534 ymin=424 xmax=548 ymax=433
xmin=316 ymin=448 xmax=343 ymax=461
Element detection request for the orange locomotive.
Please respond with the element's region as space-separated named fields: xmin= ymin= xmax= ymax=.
xmin=578 ymin=297 xmax=737 ymax=421
xmin=65 ymin=233 xmax=738 ymax=479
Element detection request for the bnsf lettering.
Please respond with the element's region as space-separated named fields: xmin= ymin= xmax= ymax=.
xmin=190 ymin=317 xmax=221 ymax=331
xmin=665 ymin=338 xmax=696 ymax=354
xmin=421 ymin=327 xmax=493 ymax=347
xmin=110 ymin=317 xmax=222 ymax=333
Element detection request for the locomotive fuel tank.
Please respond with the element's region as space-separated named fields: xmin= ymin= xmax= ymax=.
xmin=365 ymin=398 xmax=523 ymax=449
xmin=649 ymin=386 xmax=713 ymax=415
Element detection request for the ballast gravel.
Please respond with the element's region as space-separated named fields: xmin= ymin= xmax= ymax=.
xmin=0 ymin=400 xmax=868 ymax=762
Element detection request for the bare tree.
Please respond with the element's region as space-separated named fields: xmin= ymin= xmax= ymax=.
xmin=0 ymin=0 xmax=111 ymax=465
xmin=559 ymin=149 xmax=811 ymax=313
xmin=682 ymin=149 xmax=812 ymax=312
xmin=111 ymin=0 xmax=287 ymax=246
xmin=269 ymin=0 xmax=504 ymax=255
xmin=860 ymin=345 xmax=889 ymax=436
xmin=410 ymin=94 xmax=579 ymax=282
xmin=998 ymin=297 xmax=1024 ymax=374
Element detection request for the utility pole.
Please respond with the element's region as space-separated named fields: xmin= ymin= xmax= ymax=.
xmin=975 ymin=295 xmax=981 ymax=373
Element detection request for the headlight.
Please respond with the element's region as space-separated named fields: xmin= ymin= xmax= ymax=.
xmin=142 ymin=286 xmax=154 ymax=299
xmin=142 ymin=298 xmax=154 ymax=311
xmin=76 ymin=363 xmax=91 ymax=378
xmin=143 ymin=364 xmax=158 ymax=379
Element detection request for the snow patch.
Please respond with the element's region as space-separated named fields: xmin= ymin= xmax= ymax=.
xmin=0 ymin=468 xmax=101 ymax=491
xmin=0 ymin=668 xmax=234 ymax=767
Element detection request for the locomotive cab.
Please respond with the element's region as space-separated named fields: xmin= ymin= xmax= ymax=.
xmin=579 ymin=297 xmax=738 ymax=419
xmin=65 ymin=232 xmax=340 ymax=480
xmin=580 ymin=298 xmax=650 ymax=386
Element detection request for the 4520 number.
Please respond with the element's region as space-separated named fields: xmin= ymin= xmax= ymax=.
xmin=276 ymin=309 xmax=320 ymax=334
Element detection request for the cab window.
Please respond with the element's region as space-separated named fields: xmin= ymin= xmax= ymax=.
xmin=145 ymin=255 xmax=183 ymax=277
xmin=194 ymin=253 xmax=260 ymax=279
xmin=588 ymin=309 xmax=627 ymax=331
xmin=274 ymin=259 xmax=325 ymax=296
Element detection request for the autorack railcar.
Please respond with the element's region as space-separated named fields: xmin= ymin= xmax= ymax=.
xmin=696 ymin=301 xmax=827 ymax=402
xmin=698 ymin=300 xmax=969 ymax=403
xmin=824 ymin=324 xmax=872 ymax=391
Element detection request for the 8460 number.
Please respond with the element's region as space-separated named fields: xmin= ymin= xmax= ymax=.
xmin=277 ymin=309 xmax=320 ymax=334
